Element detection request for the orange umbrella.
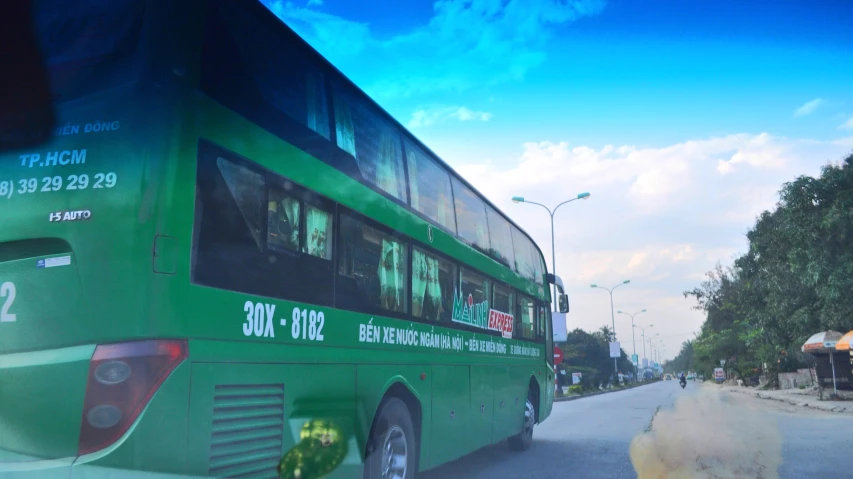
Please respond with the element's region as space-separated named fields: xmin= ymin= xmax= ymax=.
xmin=836 ymin=330 xmax=853 ymax=352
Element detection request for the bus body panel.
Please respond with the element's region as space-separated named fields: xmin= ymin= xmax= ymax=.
xmin=0 ymin=1 xmax=556 ymax=477
xmin=0 ymin=344 xmax=91 ymax=459
xmin=428 ymin=365 xmax=470 ymax=468
xmin=185 ymin=360 xmax=359 ymax=479
xmin=0 ymin=87 xmax=171 ymax=459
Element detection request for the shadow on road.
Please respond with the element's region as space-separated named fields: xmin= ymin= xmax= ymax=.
xmin=419 ymin=437 xmax=629 ymax=479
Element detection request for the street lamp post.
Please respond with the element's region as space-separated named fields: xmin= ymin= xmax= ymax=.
xmin=647 ymin=337 xmax=657 ymax=366
xmin=633 ymin=324 xmax=654 ymax=366
xmin=591 ymin=280 xmax=630 ymax=382
xmin=618 ymin=309 xmax=646 ymax=381
xmin=512 ymin=192 xmax=590 ymax=312
xmin=648 ymin=335 xmax=660 ymax=365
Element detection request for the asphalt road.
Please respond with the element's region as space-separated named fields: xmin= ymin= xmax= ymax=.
xmin=419 ymin=380 xmax=853 ymax=479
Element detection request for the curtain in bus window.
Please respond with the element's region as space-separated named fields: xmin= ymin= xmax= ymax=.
xmin=452 ymin=178 xmax=490 ymax=251
xmin=407 ymin=151 xmax=421 ymax=212
xmin=412 ymin=250 xmax=428 ymax=317
xmin=378 ymin=238 xmax=407 ymax=313
xmin=406 ymin=143 xmax=456 ymax=232
xmin=267 ymin=191 xmax=300 ymax=252
xmin=412 ymin=250 xmax=439 ymax=318
xmin=305 ymin=71 xmax=329 ymax=137
xmin=220 ymin=1 xmax=330 ymax=139
xmin=427 ymin=259 xmax=445 ymax=317
xmin=332 ymin=84 xmax=407 ymax=202
xmin=217 ymin=157 xmax=265 ymax=250
xmin=337 ymin=215 xmax=408 ymax=315
xmin=412 ymin=249 xmax=453 ymax=321
xmin=377 ymin=133 xmax=401 ymax=199
xmin=486 ymin=206 xmax=515 ymax=267
xmin=305 ymin=205 xmax=333 ymax=259
xmin=333 ymin=95 xmax=357 ymax=156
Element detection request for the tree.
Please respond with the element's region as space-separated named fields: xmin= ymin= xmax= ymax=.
xmin=560 ymin=327 xmax=634 ymax=389
xmin=683 ymin=152 xmax=853 ymax=387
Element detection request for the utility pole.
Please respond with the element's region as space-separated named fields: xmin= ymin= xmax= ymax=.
xmin=591 ymin=281 xmax=630 ymax=383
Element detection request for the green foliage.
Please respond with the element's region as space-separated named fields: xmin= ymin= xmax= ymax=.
xmin=560 ymin=328 xmax=635 ymax=389
xmin=568 ymin=385 xmax=583 ymax=394
xmin=680 ymin=154 xmax=853 ymax=386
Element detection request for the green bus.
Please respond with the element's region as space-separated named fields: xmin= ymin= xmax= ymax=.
xmin=0 ymin=1 xmax=567 ymax=478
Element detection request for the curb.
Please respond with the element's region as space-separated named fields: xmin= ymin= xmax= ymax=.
xmin=722 ymin=386 xmax=853 ymax=414
xmin=553 ymin=381 xmax=661 ymax=403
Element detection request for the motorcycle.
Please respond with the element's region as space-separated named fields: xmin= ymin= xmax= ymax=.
xmin=679 ymin=378 xmax=687 ymax=389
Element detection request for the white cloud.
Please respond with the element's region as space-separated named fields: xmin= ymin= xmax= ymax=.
xmin=793 ymin=98 xmax=824 ymax=117
xmin=447 ymin=132 xmax=851 ymax=359
xmin=264 ymin=0 xmax=608 ymax=99
xmin=408 ymin=105 xmax=494 ymax=128
xmin=265 ymin=1 xmax=370 ymax=57
xmin=839 ymin=117 xmax=853 ymax=130
xmin=306 ymin=0 xmax=323 ymax=7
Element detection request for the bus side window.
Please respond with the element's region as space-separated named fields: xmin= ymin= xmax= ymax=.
xmin=492 ymin=283 xmax=514 ymax=332
xmin=332 ymin=83 xmax=408 ymax=203
xmin=458 ymin=268 xmax=490 ymax=327
xmin=405 ymin=142 xmax=457 ymax=234
xmin=452 ymin=178 xmax=491 ymax=253
xmin=267 ymin=188 xmax=301 ymax=253
xmin=267 ymin=185 xmax=334 ymax=260
xmin=485 ymin=206 xmax=515 ymax=268
xmin=511 ymin=226 xmax=536 ymax=282
xmin=208 ymin=0 xmax=331 ymax=139
xmin=337 ymin=213 xmax=408 ymax=316
xmin=537 ymin=304 xmax=547 ymax=341
xmin=193 ymin=143 xmax=335 ymax=307
xmin=412 ymin=248 xmax=456 ymax=322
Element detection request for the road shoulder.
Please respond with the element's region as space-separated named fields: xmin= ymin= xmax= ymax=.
xmin=705 ymin=382 xmax=853 ymax=414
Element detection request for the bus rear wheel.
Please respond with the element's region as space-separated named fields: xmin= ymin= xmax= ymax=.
xmin=507 ymin=392 xmax=535 ymax=451
xmin=364 ymin=397 xmax=416 ymax=479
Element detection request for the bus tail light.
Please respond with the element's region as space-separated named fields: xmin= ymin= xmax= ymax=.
xmin=78 ymin=340 xmax=187 ymax=456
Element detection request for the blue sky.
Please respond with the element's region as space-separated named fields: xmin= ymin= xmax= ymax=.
xmin=264 ymin=0 xmax=853 ymax=360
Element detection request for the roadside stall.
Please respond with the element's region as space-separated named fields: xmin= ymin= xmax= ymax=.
xmin=802 ymin=331 xmax=851 ymax=396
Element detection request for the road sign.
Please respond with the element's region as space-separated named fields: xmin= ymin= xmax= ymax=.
xmin=552 ymin=312 xmax=567 ymax=342
xmin=553 ymin=346 xmax=564 ymax=364
xmin=631 ymin=354 xmax=639 ymax=365
xmin=609 ymin=342 xmax=621 ymax=358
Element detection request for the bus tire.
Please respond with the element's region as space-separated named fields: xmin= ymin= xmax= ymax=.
xmin=507 ymin=391 xmax=535 ymax=451
xmin=364 ymin=397 xmax=416 ymax=479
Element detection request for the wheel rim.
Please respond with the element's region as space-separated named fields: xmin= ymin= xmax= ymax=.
xmin=380 ymin=425 xmax=408 ymax=479
xmin=522 ymin=399 xmax=535 ymax=439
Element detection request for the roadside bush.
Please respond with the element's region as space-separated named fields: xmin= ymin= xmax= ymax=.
xmin=568 ymin=385 xmax=583 ymax=395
